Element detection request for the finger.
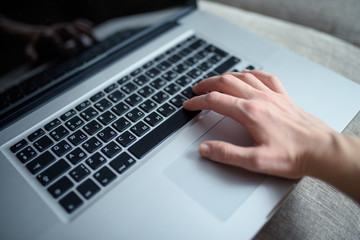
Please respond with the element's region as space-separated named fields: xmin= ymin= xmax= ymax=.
xmin=25 ymin=42 xmax=38 ymax=63
xmin=198 ymin=141 xmax=262 ymax=173
xmin=243 ymin=70 xmax=287 ymax=94
xmin=183 ymin=91 xmax=249 ymax=123
xmin=192 ymin=73 xmax=258 ymax=99
xmin=228 ymin=72 xmax=271 ymax=92
xmin=73 ymin=19 xmax=98 ymax=43
xmin=55 ymin=24 xmax=86 ymax=49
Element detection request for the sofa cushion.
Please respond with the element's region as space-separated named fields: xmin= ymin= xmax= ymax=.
xmin=205 ymin=0 xmax=360 ymax=47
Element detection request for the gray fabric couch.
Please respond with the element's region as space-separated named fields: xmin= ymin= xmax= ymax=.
xmin=198 ymin=0 xmax=360 ymax=238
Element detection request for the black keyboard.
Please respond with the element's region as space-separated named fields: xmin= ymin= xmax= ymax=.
xmin=8 ymin=35 xmax=247 ymax=216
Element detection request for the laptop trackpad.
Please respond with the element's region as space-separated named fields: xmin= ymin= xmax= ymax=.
xmin=163 ymin=117 xmax=265 ymax=221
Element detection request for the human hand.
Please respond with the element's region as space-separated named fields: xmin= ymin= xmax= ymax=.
xmin=24 ymin=19 xmax=97 ymax=65
xmin=183 ymin=70 xmax=337 ymax=179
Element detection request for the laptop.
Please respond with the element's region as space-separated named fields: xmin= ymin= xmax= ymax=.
xmin=1 ymin=1 xmax=359 ymax=239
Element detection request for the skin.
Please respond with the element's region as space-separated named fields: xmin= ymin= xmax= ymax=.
xmin=183 ymin=70 xmax=360 ymax=204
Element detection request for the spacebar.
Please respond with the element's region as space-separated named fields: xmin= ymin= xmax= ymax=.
xmin=128 ymin=109 xmax=200 ymax=159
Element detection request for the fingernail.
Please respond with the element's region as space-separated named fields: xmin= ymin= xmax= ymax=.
xmin=199 ymin=143 xmax=210 ymax=157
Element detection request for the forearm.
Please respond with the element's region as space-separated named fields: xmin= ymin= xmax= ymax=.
xmin=308 ymin=132 xmax=360 ymax=204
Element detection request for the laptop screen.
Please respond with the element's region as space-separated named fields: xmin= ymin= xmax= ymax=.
xmin=0 ymin=0 xmax=195 ymax=127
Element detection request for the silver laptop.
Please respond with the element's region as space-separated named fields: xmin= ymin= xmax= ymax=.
xmin=1 ymin=1 xmax=359 ymax=239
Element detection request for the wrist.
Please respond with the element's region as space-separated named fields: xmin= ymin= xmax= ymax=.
xmin=307 ymin=131 xmax=360 ymax=203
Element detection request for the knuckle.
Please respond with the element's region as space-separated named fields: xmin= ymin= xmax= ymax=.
xmin=219 ymin=73 xmax=233 ymax=84
xmin=217 ymin=144 xmax=231 ymax=163
xmin=268 ymin=75 xmax=280 ymax=83
xmin=242 ymin=72 xmax=253 ymax=80
xmin=205 ymin=91 xmax=221 ymax=104
xmin=242 ymin=100 xmax=262 ymax=116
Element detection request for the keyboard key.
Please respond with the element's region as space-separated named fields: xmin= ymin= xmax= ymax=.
xmin=164 ymin=83 xmax=181 ymax=95
xmin=65 ymin=116 xmax=84 ymax=131
xmin=104 ymin=83 xmax=118 ymax=93
xmin=94 ymin=166 xmax=117 ymax=186
xmin=214 ymin=56 xmax=241 ymax=74
xmin=181 ymin=87 xmax=195 ymax=99
xmin=139 ymin=99 xmax=157 ymax=113
xmin=59 ymin=191 xmax=83 ymax=213
xmin=37 ymin=159 xmax=71 ymax=186
xmin=129 ymin=109 xmax=200 ymax=159
xmin=97 ymin=127 xmax=117 ymax=142
xmin=75 ymin=100 xmax=91 ymax=111
xmin=69 ymin=164 xmax=90 ymax=182
xmin=101 ymin=141 xmax=122 ymax=158
xmin=130 ymin=121 xmax=150 ymax=137
xmin=28 ymin=128 xmax=45 ymax=142
xmin=209 ymin=54 xmax=223 ymax=64
xmin=189 ymin=39 xmax=206 ymax=50
xmin=205 ymin=44 xmax=228 ymax=57
xmin=152 ymin=91 xmax=169 ymax=104
xmin=10 ymin=139 xmax=28 ymax=153
xmin=80 ymin=107 xmax=99 ymax=121
xmin=143 ymin=61 xmax=154 ymax=69
xmin=145 ymin=67 xmax=160 ymax=78
xmin=126 ymin=108 xmax=144 ymax=122
xmin=173 ymin=63 xmax=189 ymax=74
xmin=60 ymin=109 xmax=76 ymax=121
xmin=112 ymin=117 xmax=131 ymax=132
xmin=117 ymin=75 xmax=131 ymax=85
xmin=168 ymin=54 xmax=181 ymax=64
xmin=83 ymin=120 xmax=103 ymax=135
xmin=48 ymin=176 xmax=74 ymax=199
xmin=111 ymin=102 xmax=130 ymax=116
xmin=52 ymin=140 xmax=72 ymax=157
xmin=94 ymin=98 xmax=112 ymax=112
xmin=157 ymin=103 xmax=176 ymax=117
xmin=26 ymin=151 xmax=55 ymax=174
xmin=110 ymin=152 xmax=136 ymax=174
xmin=77 ymin=179 xmax=100 ymax=200
xmin=44 ymin=118 xmax=61 ymax=131
xmin=138 ymin=85 xmax=154 ymax=98
xmin=86 ymin=152 xmax=107 ymax=170
xmin=246 ymin=65 xmax=255 ymax=70
xmin=82 ymin=137 xmax=103 ymax=154
xmin=150 ymin=78 xmax=167 ymax=89
xmin=162 ymin=70 xmax=177 ymax=81
xmin=16 ymin=146 xmax=37 ymax=163
xmin=90 ymin=91 xmax=105 ymax=102
xmin=134 ymin=74 xmax=149 ymax=86
xmin=121 ymin=82 xmax=137 ymax=94
xmin=130 ymin=67 xmax=142 ymax=77
xmin=187 ymin=68 xmax=203 ymax=79
xmin=144 ymin=112 xmax=163 ymax=127
xmin=125 ymin=93 xmax=142 ymax=106
xmin=66 ymin=147 xmax=87 ymax=165
xmin=34 ymin=135 xmax=54 ymax=152
xmin=98 ymin=111 xmax=117 ymax=125
xmin=49 ymin=125 xmax=70 ymax=141
xmin=199 ymin=61 xmax=213 ymax=71
xmin=108 ymin=90 xmax=125 ymax=103
xmin=157 ymin=60 xmax=171 ymax=71
xmin=67 ymin=130 xmax=88 ymax=146
xmin=170 ymin=95 xmax=187 ymax=108
xmin=116 ymin=131 xmax=136 ymax=147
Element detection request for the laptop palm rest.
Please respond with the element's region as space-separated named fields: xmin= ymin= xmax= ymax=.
xmin=164 ymin=116 xmax=266 ymax=221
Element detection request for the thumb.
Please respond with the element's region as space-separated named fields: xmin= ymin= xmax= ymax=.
xmin=199 ymin=140 xmax=261 ymax=172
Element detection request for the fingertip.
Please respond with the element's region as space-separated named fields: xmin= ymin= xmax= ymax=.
xmin=199 ymin=143 xmax=211 ymax=158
